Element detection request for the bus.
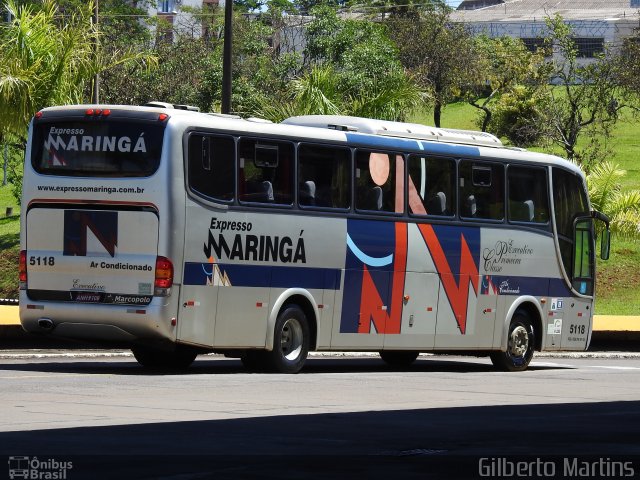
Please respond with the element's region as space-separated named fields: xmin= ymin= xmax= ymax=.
xmin=19 ymin=103 xmax=610 ymax=373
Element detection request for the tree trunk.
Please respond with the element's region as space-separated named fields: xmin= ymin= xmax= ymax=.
xmin=481 ymin=108 xmax=492 ymax=133
xmin=433 ymin=101 xmax=442 ymax=128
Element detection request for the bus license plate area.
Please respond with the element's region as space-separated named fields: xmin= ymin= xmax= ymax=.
xmin=73 ymin=291 xmax=103 ymax=303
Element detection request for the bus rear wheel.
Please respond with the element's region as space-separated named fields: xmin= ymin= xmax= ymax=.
xmin=264 ymin=305 xmax=309 ymax=374
xmin=132 ymin=345 xmax=198 ymax=370
xmin=379 ymin=350 xmax=419 ymax=368
xmin=490 ymin=310 xmax=535 ymax=372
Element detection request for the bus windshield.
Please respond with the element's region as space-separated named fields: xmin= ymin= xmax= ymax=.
xmin=31 ymin=120 xmax=165 ymax=177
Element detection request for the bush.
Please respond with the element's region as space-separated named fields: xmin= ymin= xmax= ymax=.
xmin=485 ymin=86 xmax=549 ymax=147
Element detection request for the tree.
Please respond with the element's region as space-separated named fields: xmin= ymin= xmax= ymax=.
xmin=267 ymin=5 xmax=424 ymax=122
xmin=540 ymin=16 xmax=628 ymax=170
xmin=362 ymin=0 xmax=449 ymax=20
xmin=463 ymin=35 xmax=550 ymax=135
xmin=484 ymin=85 xmax=550 ymax=147
xmin=0 ymin=0 xmax=155 ymax=140
xmin=0 ymin=0 xmax=97 ymax=141
xmin=387 ymin=4 xmax=477 ymax=127
xmin=100 ymin=4 xmax=301 ymax=116
xmin=256 ymin=60 xmax=423 ymax=122
xmin=293 ymin=0 xmax=347 ymax=16
xmin=0 ymin=0 xmax=155 ymax=202
xmin=614 ymin=28 xmax=640 ymax=110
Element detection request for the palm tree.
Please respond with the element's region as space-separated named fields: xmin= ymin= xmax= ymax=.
xmin=0 ymin=0 xmax=156 ymax=142
xmin=586 ymin=161 xmax=640 ymax=238
xmin=0 ymin=0 xmax=156 ymax=204
xmin=0 ymin=1 xmax=94 ymax=140
xmin=256 ymin=63 xmax=425 ymax=123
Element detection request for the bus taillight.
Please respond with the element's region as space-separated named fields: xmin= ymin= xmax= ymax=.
xmin=19 ymin=250 xmax=27 ymax=289
xmin=154 ymin=256 xmax=173 ymax=296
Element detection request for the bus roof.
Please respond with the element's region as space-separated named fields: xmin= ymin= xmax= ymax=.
xmin=35 ymin=105 xmax=584 ymax=178
xmin=282 ymin=115 xmax=503 ymax=148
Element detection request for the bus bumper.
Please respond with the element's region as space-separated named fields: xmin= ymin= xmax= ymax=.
xmin=18 ymin=291 xmax=179 ymax=345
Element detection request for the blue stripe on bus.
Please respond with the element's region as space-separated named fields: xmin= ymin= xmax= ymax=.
xmin=344 ymin=132 xmax=481 ymax=156
xmin=185 ymin=263 xmax=576 ymax=299
xmin=183 ymin=262 xmax=342 ymax=290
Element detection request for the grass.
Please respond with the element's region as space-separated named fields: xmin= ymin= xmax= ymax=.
xmin=0 ymin=184 xmax=20 ymax=299
xmin=0 ymin=108 xmax=638 ymax=312
xmin=607 ymin=115 xmax=640 ymax=191
xmin=595 ymin=238 xmax=640 ymax=315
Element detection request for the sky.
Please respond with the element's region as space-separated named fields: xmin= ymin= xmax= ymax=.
xmin=445 ymin=0 xmax=463 ymax=6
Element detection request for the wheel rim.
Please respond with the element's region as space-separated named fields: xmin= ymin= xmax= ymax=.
xmin=280 ymin=317 xmax=303 ymax=361
xmin=508 ymin=324 xmax=530 ymax=361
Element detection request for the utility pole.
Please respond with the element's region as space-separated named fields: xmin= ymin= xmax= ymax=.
xmin=221 ymin=0 xmax=233 ymax=114
xmin=92 ymin=0 xmax=100 ymax=104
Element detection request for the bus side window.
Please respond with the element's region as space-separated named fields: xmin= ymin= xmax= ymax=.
xmin=187 ymin=134 xmax=235 ymax=202
xmin=355 ymin=150 xmax=403 ymax=214
xmin=459 ymin=161 xmax=504 ymax=221
xmin=238 ymin=138 xmax=294 ymax=205
xmin=408 ymin=155 xmax=455 ymax=217
xmin=508 ymin=166 xmax=549 ymax=224
xmin=297 ymin=144 xmax=351 ymax=209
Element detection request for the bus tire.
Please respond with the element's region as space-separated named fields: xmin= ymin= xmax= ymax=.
xmin=132 ymin=345 xmax=197 ymax=370
xmin=490 ymin=310 xmax=535 ymax=372
xmin=265 ymin=305 xmax=309 ymax=374
xmin=379 ymin=350 xmax=419 ymax=368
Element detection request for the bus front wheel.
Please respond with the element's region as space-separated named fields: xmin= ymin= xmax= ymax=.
xmin=132 ymin=345 xmax=198 ymax=370
xmin=265 ymin=305 xmax=309 ymax=374
xmin=490 ymin=310 xmax=535 ymax=372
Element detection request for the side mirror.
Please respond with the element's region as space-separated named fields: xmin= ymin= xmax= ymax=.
xmin=600 ymin=228 xmax=610 ymax=260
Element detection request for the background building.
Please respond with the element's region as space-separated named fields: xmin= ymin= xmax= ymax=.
xmin=451 ymin=0 xmax=640 ymax=63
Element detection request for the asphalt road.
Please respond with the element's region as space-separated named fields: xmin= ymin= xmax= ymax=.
xmin=2 ymin=353 xmax=640 ymax=479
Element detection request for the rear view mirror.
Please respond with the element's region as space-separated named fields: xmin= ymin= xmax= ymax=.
xmin=600 ymin=228 xmax=610 ymax=260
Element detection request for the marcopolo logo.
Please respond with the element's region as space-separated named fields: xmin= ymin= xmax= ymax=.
xmin=8 ymin=456 xmax=73 ymax=479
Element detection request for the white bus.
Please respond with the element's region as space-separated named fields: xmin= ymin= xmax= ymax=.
xmin=19 ymin=103 xmax=610 ymax=372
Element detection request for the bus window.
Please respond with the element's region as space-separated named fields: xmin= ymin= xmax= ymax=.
xmin=239 ymin=138 xmax=294 ymax=205
xmin=355 ymin=150 xmax=404 ymax=213
xmin=298 ymin=144 xmax=351 ymax=209
xmin=459 ymin=161 xmax=504 ymax=221
xmin=507 ymin=166 xmax=549 ymax=224
xmin=573 ymin=220 xmax=594 ymax=295
xmin=407 ymin=155 xmax=455 ymax=217
xmin=187 ymin=134 xmax=235 ymax=202
xmin=553 ymin=167 xmax=589 ymax=286
xmin=32 ymin=119 xmax=165 ymax=177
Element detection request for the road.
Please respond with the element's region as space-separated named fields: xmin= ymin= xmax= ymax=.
xmin=1 ymin=353 xmax=640 ymax=479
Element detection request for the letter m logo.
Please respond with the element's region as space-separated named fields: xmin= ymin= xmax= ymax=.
xmin=63 ymin=210 xmax=118 ymax=257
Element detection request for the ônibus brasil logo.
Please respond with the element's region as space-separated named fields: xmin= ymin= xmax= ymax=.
xmin=8 ymin=456 xmax=73 ymax=479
